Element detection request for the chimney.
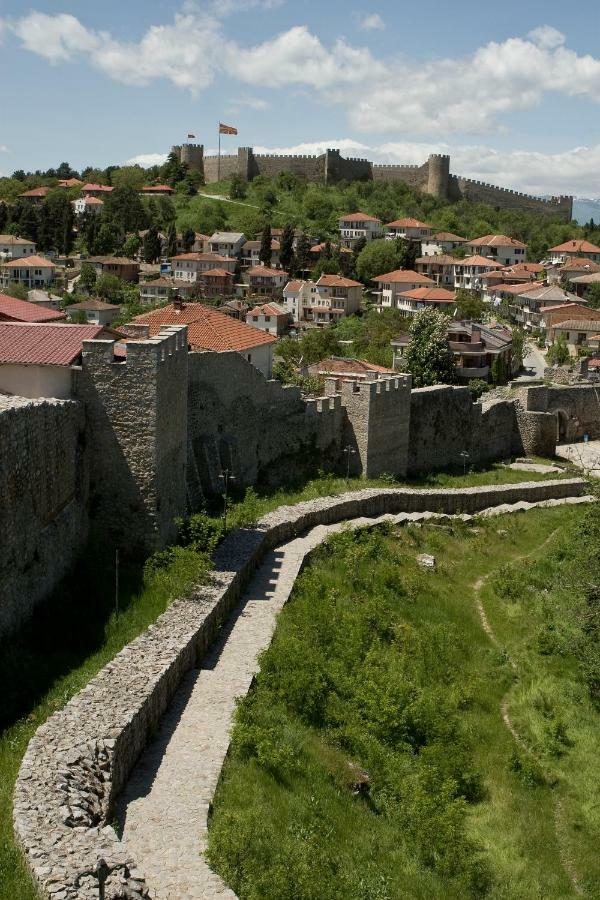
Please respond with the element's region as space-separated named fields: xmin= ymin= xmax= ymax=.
xmin=471 ymin=325 xmax=481 ymax=344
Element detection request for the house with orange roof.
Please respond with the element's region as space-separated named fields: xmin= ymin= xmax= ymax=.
xmin=385 ymin=217 xmax=433 ymax=241
xmin=246 ymin=302 xmax=291 ymax=336
xmin=199 ymin=268 xmax=234 ymax=297
xmin=0 ymin=292 xmax=65 ymax=323
xmin=415 ymin=254 xmax=456 ymax=288
xmin=134 ymin=300 xmax=277 ymax=377
xmin=307 ymin=357 xmax=396 ymax=382
xmin=240 ymin=239 xmax=281 ymax=269
xmin=0 ymin=255 xmax=58 ymax=290
xmin=72 ymin=196 xmax=104 ymax=216
xmin=372 ymin=269 xmax=435 ymax=311
xmin=465 ymin=235 xmax=528 ymax=267
xmin=58 ymin=178 xmax=83 ymax=188
xmin=282 ymin=275 xmax=363 ymax=325
xmin=421 ymin=231 xmax=467 ymax=256
xmin=139 ymin=277 xmax=198 ymax=306
xmin=540 ymin=303 xmax=600 ymax=333
xmin=0 ymin=234 xmax=37 ymax=261
xmin=140 ymin=184 xmax=174 ymax=195
xmin=81 ymin=183 xmax=114 ymax=197
xmin=395 ymin=287 xmax=456 ymax=316
xmin=245 ymin=265 xmax=288 ymax=297
xmin=172 ymin=252 xmax=237 ymax=282
xmin=18 ymin=186 xmax=51 ymax=203
xmin=338 ymin=212 xmax=382 ymax=248
xmin=549 ymin=239 xmax=600 ymax=265
xmin=453 ymin=255 xmax=503 ymax=291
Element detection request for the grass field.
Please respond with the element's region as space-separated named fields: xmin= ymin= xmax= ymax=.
xmin=0 ymin=464 xmax=585 ymax=899
xmin=208 ymin=501 xmax=600 ymax=899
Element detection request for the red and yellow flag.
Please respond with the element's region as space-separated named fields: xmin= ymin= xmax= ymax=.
xmin=219 ymin=122 xmax=238 ymax=135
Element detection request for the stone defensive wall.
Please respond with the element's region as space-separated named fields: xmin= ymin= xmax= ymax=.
xmin=186 ymin=141 xmax=572 ymax=219
xmin=13 ymin=478 xmax=588 ymax=900
xmin=525 ymin=384 xmax=600 ymax=442
xmin=0 ymin=395 xmax=89 ymax=637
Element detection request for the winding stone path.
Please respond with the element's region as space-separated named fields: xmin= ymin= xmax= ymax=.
xmin=117 ymin=495 xmax=593 ymax=900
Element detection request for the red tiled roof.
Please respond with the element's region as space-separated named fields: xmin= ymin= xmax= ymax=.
xmin=551 ymin=239 xmax=600 ymax=253
xmin=398 ymin=287 xmax=456 ymax=302
xmin=490 ymin=283 xmax=538 ymax=295
xmin=18 ymin=186 xmax=50 ymax=198
xmin=141 ymin=185 xmax=174 ymax=193
xmin=339 ymin=212 xmax=381 ymax=223
xmin=67 ymin=299 xmax=118 ymax=311
xmin=77 ymin=196 xmax=104 ymax=205
xmin=201 ymin=268 xmax=233 ymax=278
xmin=0 ymin=293 xmax=65 ymax=323
xmin=316 ymin=274 xmax=362 ymax=288
xmin=2 ymin=255 xmax=57 ymax=269
xmin=312 ymin=357 xmax=395 ymax=375
xmin=455 ymin=255 xmax=504 ymax=268
xmin=432 ymin=231 xmax=466 ymax=241
xmin=247 ymin=266 xmax=286 ymax=277
xmin=372 ymin=269 xmax=435 ymax=284
xmin=81 ymin=183 xmax=114 ymax=192
xmin=247 ymin=303 xmax=288 ymax=317
xmin=559 ymin=256 xmax=600 ymax=271
xmin=172 ymin=252 xmax=235 ymax=262
xmin=468 ymin=234 xmax=527 ymax=248
xmin=386 ymin=217 xmax=432 ymax=229
xmin=415 ymin=254 xmax=456 ymax=265
xmin=283 ymin=280 xmax=304 ymax=293
xmin=0 ymin=323 xmax=107 ymax=365
xmin=542 ymin=303 xmax=597 ymax=314
xmin=58 ymin=178 xmax=83 ymax=187
xmin=134 ymin=303 xmax=277 ymax=352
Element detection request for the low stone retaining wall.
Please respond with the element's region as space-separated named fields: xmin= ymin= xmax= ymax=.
xmin=13 ymin=480 xmax=587 ymax=899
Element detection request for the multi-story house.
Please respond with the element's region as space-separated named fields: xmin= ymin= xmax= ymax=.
xmin=209 ymin=232 xmax=246 ymax=258
xmin=81 ymin=183 xmax=114 ymax=198
xmin=394 ymin=286 xmax=456 ymax=316
xmin=246 ymin=265 xmax=288 ymax=297
xmin=282 ymin=275 xmax=363 ymax=325
xmin=18 ymin=187 xmax=50 ymax=203
xmin=0 ymin=234 xmax=37 ymax=260
xmin=139 ymin=277 xmax=197 ymax=306
xmin=199 ymin=268 xmax=234 ymax=297
xmin=421 ymin=231 xmax=467 ymax=256
xmin=453 ymin=255 xmax=503 ymax=291
xmin=72 ymin=196 xmax=104 ymax=217
xmin=0 ymin=255 xmax=58 ymax=290
xmin=246 ymin=302 xmax=291 ymax=336
xmin=506 ymin=284 xmax=580 ymax=330
xmin=372 ymin=269 xmax=435 ymax=310
xmin=447 ymin=322 xmax=514 ymax=381
xmin=549 ymin=239 xmax=600 ymax=265
xmin=171 ymin=252 xmax=237 ymax=283
xmin=338 ymin=212 xmax=382 ymax=248
xmin=385 ymin=217 xmax=433 ymax=241
xmin=415 ymin=254 xmax=456 ymax=288
xmin=240 ymin=240 xmax=281 ymax=269
xmin=87 ymin=257 xmax=140 ymax=282
xmin=466 ymin=235 xmax=528 ymax=267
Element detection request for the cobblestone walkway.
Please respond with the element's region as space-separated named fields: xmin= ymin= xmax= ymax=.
xmin=118 ymin=497 xmax=593 ymax=900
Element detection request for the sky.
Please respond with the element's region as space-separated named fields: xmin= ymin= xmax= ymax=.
xmin=1 ymin=0 xmax=600 ymax=197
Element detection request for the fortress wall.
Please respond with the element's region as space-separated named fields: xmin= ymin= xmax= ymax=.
xmin=78 ymin=327 xmax=188 ymax=555
xmin=372 ymin=163 xmax=425 ymax=189
xmin=527 ymin=384 xmax=600 ymax=440
xmin=253 ymin=153 xmax=326 ymax=181
xmin=203 ymin=154 xmax=239 ymax=183
xmin=326 ymin=152 xmax=373 ymax=183
xmin=14 ymin=478 xmax=588 ymax=900
xmin=340 ymin=376 xmax=412 ymax=477
xmin=456 ymin=176 xmax=573 ymax=220
xmin=0 ymin=396 xmax=88 ymax=639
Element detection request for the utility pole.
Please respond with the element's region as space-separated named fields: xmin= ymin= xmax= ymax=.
xmin=459 ymin=450 xmax=470 ymax=476
xmin=219 ymin=468 xmax=235 ymax=530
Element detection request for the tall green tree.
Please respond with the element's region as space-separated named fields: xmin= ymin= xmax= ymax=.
xmin=279 ymin=223 xmax=295 ymax=272
xmin=584 ymin=283 xmax=600 ymax=309
xmin=293 ymin=232 xmax=311 ymax=277
xmin=455 ymin=289 xmax=485 ymax=321
xmin=79 ymin=262 xmax=97 ymax=293
xmin=355 ymin=240 xmax=400 ymax=285
xmin=143 ymin=225 xmax=162 ymax=263
xmin=259 ymin=223 xmax=272 ymax=267
xmin=103 ymin=186 xmax=148 ymax=233
xmin=181 ymin=228 xmax=196 ymax=252
xmin=404 ymin=308 xmax=456 ymax=387
xmin=166 ymin=222 xmax=178 ymax=257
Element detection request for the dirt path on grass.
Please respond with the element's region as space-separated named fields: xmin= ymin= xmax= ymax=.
xmin=472 ymin=530 xmax=584 ymax=895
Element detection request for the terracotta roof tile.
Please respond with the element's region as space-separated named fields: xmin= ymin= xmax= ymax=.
xmin=316 ymin=274 xmax=362 ymax=288
xmin=2 ymin=255 xmax=57 ymax=269
xmin=134 ymin=303 xmax=277 ymax=351
xmin=339 ymin=212 xmax=381 ymax=223
xmin=373 ymin=269 xmax=435 ymax=284
xmin=0 ymin=293 xmax=65 ymax=322
xmin=247 ymin=266 xmax=286 ymax=277
xmin=0 ymin=323 xmax=108 ymax=365
xmin=397 ymin=287 xmax=456 ymax=302
xmin=468 ymin=234 xmax=527 ymax=248
xmin=455 ymin=255 xmax=504 ymax=268
xmin=386 ymin=217 xmax=432 ymax=229
xmin=551 ymin=239 xmax=600 ymax=253
xmin=18 ymin=186 xmax=51 ymax=198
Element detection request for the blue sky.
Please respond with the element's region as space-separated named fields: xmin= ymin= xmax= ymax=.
xmin=1 ymin=0 xmax=600 ymax=196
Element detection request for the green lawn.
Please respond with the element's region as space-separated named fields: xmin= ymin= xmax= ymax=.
xmin=208 ymin=501 xmax=600 ymax=899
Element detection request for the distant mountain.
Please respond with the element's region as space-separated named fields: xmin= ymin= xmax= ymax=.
xmin=573 ymin=198 xmax=600 ymax=225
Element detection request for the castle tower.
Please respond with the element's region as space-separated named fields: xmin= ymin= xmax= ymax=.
xmin=426 ymin=154 xmax=450 ymax=200
xmin=339 ymin=376 xmax=412 ymax=478
xmin=175 ymin=143 xmax=204 ymax=176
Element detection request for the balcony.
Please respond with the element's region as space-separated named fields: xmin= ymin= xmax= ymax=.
xmin=448 ymin=340 xmax=485 ymax=352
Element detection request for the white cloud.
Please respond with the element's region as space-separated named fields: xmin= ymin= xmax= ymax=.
xmin=5 ymin=11 xmax=600 ymax=137
xmin=226 ymin=95 xmax=270 ymax=113
xmin=357 ymin=13 xmax=385 ymax=31
xmin=125 ymin=152 xmax=169 ymax=167
xmin=0 ymin=144 xmax=9 ymax=153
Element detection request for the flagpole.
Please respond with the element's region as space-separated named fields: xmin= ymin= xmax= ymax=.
xmin=218 ymin=123 xmax=221 ymax=182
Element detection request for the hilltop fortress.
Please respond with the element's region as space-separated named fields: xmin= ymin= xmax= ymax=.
xmin=171 ymin=143 xmax=573 ymax=221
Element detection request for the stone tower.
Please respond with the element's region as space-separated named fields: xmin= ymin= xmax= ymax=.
xmin=172 ymin=143 xmax=205 ymax=176
xmin=426 ymin=153 xmax=450 ymax=200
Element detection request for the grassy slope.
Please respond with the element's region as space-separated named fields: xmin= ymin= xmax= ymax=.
xmin=0 ymin=465 xmax=580 ymax=899
xmin=209 ymin=503 xmax=599 ymax=899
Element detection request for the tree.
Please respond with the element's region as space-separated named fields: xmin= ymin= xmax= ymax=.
xmin=5 ymin=282 xmax=28 ymax=300
xmin=280 ymin=223 xmax=295 ymax=272
xmin=181 ymin=228 xmax=196 ymax=252
xmin=259 ymin=223 xmax=272 ymax=267
xmin=455 ymin=289 xmax=485 ymax=321
xmin=96 ymin=274 xmax=126 ymax=304
xmin=395 ymin=237 xmax=419 ymax=270
xmin=229 ymin=174 xmax=247 ymax=200
xmin=355 ymin=240 xmax=400 ymax=285
xmin=294 ymin=232 xmax=311 ymax=277
xmin=166 ymin=222 xmax=178 ymax=258
xmin=122 ymin=234 xmax=142 ymax=259
xmin=585 ymin=283 xmax=600 ymax=309
xmin=103 ymin=186 xmax=148 ymax=233
xmin=79 ymin=262 xmax=97 ymax=293
xmin=143 ymin=225 xmax=162 ymax=263
xmin=404 ymin=308 xmax=456 ymax=387
xmin=0 ymin=202 xmax=7 ymax=233
xmin=547 ymin=333 xmax=570 ymax=366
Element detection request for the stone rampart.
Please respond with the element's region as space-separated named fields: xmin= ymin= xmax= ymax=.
xmin=0 ymin=395 xmax=88 ymax=638
xmin=340 ymin=375 xmax=412 ymax=477
xmin=455 ymin=176 xmax=573 ymax=219
xmin=13 ymin=479 xmax=587 ymax=899
xmin=203 ymin=154 xmax=239 ymax=182
xmin=526 ymin=383 xmax=600 ymax=441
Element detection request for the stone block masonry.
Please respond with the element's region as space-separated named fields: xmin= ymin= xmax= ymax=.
xmin=76 ymin=326 xmax=188 ymax=556
xmin=13 ymin=479 xmax=588 ymax=900
xmin=0 ymin=395 xmax=88 ymax=637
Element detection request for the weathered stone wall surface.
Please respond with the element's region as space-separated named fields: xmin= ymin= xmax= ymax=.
xmin=341 ymin=376 xmax=412 ymax=477
xmin=533 ymin=384 xmax=600 ymax=440
xmin=13 ymin=479 xmax=587 ymax=900
xmin=77 ymin=327 xmax=188 ymax=555
xmin=187 ymin=351 xmax=344 ymax=501
xmin=203 ymin=154 xmax=239 ymax=182
xmin=0 ymin=395 xmax=88 ymax=638
xmin=455 ymin=177 xmax=572 ymax=219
